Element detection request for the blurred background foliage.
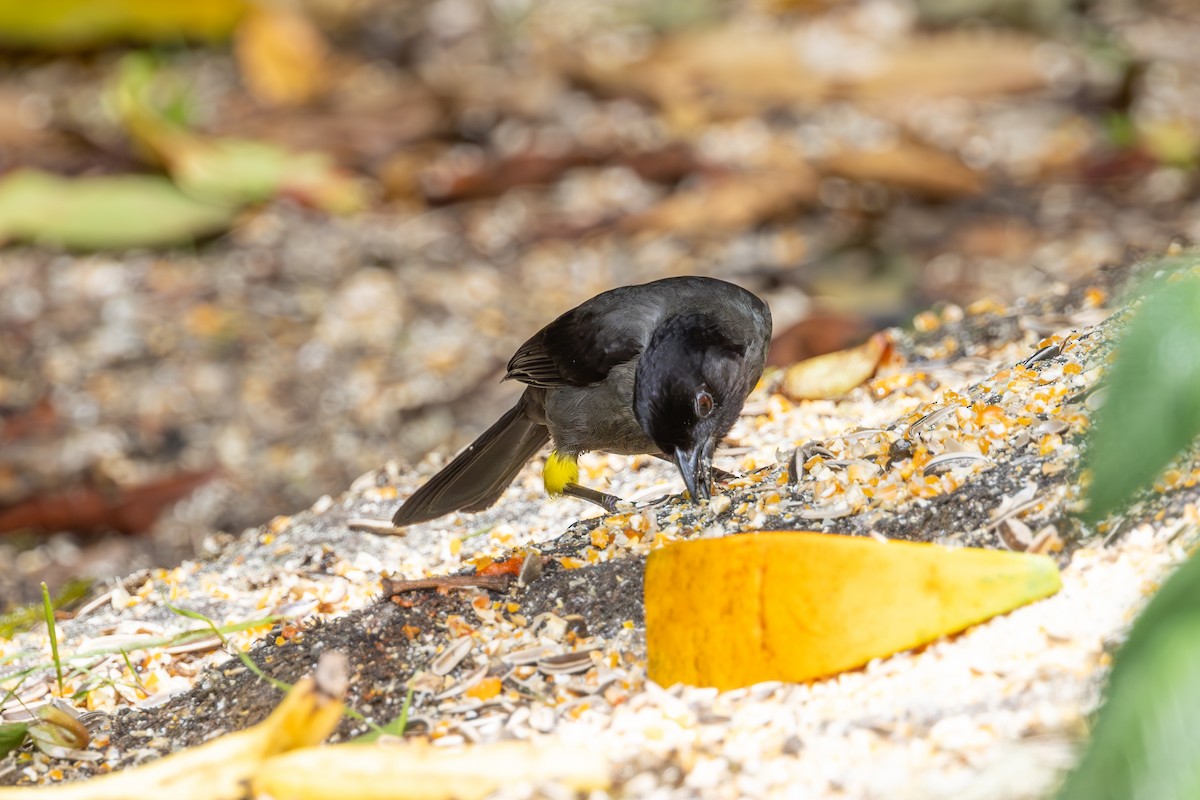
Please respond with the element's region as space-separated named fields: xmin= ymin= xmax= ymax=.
xmin=1065 ymin=255 xmax=1200 ymax=800
xmin=2 ymin=2 xmax=1200 ymax=794
xmin=0 ymin=0 xmax=1198 ymax=594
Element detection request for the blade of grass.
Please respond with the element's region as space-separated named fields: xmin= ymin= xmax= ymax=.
xmin=386 ymin=686 xmax=414 ymax=737
xmin=0 ymin=667 xmax=35 ymax=713
xmin=40 ymin=583 xmax=64 ymax=696
xmin=462 ymin=524 xmax=496 ymax=541
xmin=0 ymin=613 xmax=283 ymax=706
xmin=67 ymin=656 xmax=144 ymax=700
xmin=120 ymin=649 xmax=151 ymax=695
xmin=352 ymin=686 xmax=414 ymax=743
xmin=164 ymin=601 xmax=291 ymax=692
xmin=163 ymin=602 xmax=392 ymax=739
xmin=0 ymin=579 xmax=91 ymax=639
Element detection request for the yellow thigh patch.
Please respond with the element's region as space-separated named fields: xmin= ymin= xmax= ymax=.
xmin=543 ymin=451 xmax=579 ymax=496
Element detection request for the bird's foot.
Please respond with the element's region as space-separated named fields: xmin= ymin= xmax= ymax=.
xmin=562 ymin=483 xmax=625 ymax=514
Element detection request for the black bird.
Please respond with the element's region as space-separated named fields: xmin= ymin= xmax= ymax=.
xmin=391 ymin=276 xmax=772 ymax=527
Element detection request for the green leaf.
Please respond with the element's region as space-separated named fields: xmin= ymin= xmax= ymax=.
xmin=0 ymin=722 xmax=29 ymax=758
xmin=0 ymin=169 xmax=236 ymax=250
xmin=1057 ymin=553 xmax=1200 ymax=800
xmin=113 ymin=54 xmax=367 ymax=215
xmin=1084 ymin=269 xmax=1200 ymax=522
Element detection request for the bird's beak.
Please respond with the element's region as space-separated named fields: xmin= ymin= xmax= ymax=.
xmin=674 ymin=443 xmax=713 ymax=502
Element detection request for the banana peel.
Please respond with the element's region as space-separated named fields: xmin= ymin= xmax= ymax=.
xmin=0 ymin=674 xmax=343 ymax=800
xmin=645 ymin=531 xmax=1062 ymax=690
xmin=0 ymin=652 xmax=610 ymax=800
xmin=253 ymin=739 xmax=610 ymax=800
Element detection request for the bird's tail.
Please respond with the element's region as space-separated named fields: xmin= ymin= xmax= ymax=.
xmin=392 ymin=396 xmax=550 ymax=527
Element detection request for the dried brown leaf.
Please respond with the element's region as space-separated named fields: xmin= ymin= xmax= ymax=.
xmin=422 ymin=151 xmax=597 ymax=205
xmin=566 ymin=28 xmax=1047 ymax=128
xmin=567 ymin=27 xmax=828 ymax=129
xmin=234 ymin=4 xmax=329 ymax=107
xmin=951 ymin=217 xmax=1038 ymax=260
xmin=220 ymin=92 xmax=445 ymax=167
xmin=0 ymin=469 xmax=218 ymax=537
xmin=767 ymin=313 xmax=875 ymax=367
xmin=819 ymin=139 xmax=985 ymax=198
xmin=622 ymin=168 xmax=817 ymax=236
xmin=782 ymin=332 xmax=891 ymax=401
xmin=850 ymin=33 xmax=1049 ymax=101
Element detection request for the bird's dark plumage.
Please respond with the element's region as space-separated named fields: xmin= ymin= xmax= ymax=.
xmin=392 ymin=276 xmax=771 ymax=527
xmin=389 ymin=392 xmax=550 ymax=524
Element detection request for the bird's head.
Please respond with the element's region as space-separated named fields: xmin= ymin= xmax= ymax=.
xmin=633 ymin=313 xmax=756 ymax=503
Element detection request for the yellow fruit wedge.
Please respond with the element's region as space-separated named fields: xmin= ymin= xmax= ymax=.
xmin=645 ymin=531 xmax=1062 ymax=690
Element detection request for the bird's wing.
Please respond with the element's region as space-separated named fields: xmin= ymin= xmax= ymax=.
xmin=505 ymin=303 xmax=645 ymax=388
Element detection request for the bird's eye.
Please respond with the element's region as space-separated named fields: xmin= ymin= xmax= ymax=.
xmin=694 ymin=390 xmax=714 ymax=418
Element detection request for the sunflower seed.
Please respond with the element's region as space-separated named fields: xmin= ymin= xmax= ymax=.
xmin=1034 ymin=418 xmax=1069 ymax=436
xmin=347 ymin=518 xmax=404 ymax=535
xmin=536 ymin=649 xmax=599 ymax=675
xmin=834 ymin=428 xmax=889 ymax=442
xmin=517 ymin=554 xmax=543 ymax=587
xmin=501 ymin=645 xmax=557 ymax=666
xmin=1022 ymin=342 xmax=1061 ymax=367
xmin=998 ymin=518 xmax=1034 ymax=551
xmin=786 ymin=442 xmax=835 ymax=485
xmin=923 ymin=452 xmax=993 ymax=476
xmin=907 ymin=404 xmax=960 ymax=437
xmin=162 ymin=636 xmax=224 ymax=656
xmin=435 ymin=664 xmax=489 ymax=700
xmin=796 ymin=503 xmax=855 ymax=520
xmin=73 ymin=590 xmax=115 ymax=620
xmin=430 ymin=636 xmax=474 ymax=676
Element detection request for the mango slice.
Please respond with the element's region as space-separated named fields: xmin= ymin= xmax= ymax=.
xmin=645 ymin=531 xmax=1062 ymax=690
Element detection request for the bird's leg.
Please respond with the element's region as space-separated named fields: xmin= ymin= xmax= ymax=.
xmin=650 ymin=452 xmax=735 ymax=483
xmin=545 ymin=451 xmax=625 ymax=513
xmin=561 ymin=483 xmax=623 ymax=513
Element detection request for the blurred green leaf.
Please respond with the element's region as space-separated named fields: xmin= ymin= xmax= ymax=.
xmin=1138 ymin=120 xmax=1200 ymax=169
xmin=1084 ymin=267 xmax=1200 ymax=522
xmin=0 ymin=722 xmax=29 ymax=758
xmin=1057 ymin=552 xmax=1200 ymax=800
xmin=915 ymin=0 xmax=1073 ymax=30
xmin=167 ymin=137 xmax=365 ymax=212
xmin=114 ymin=54 xmax=367 ymax=214
xmin=0 ymin=169 xmax=236 ymax=250
xmin=0 ymin=0 xmax=246 ymax=49
xmin=0 ymin=579 xmax=91 ymax=639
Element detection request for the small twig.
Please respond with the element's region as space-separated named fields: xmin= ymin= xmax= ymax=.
xmin=383 ymin=574 xmax=513 ymax=596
